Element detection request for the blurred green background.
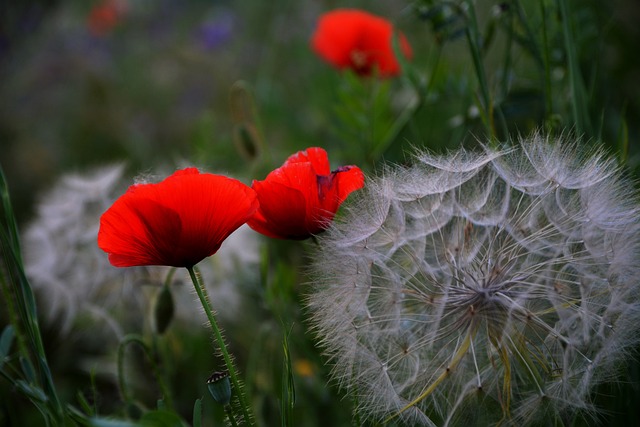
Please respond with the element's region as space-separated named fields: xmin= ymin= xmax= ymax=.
xmin=1 ymin=0 xmax=640 ymax=426
xmin=3 ymin=0 xmax=640 ymax=222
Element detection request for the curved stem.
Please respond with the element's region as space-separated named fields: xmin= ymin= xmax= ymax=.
xmin=558 ymin=0 xmax=591 ymax=135
xmin=186 ymin=266 xmax=253 ymax=425
xmin=117 ymin=334 xmax=173 ymax=410
xmin=462 ymin=0 xmax=507 ymax=140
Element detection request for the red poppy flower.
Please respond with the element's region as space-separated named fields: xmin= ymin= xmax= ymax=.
xmin=87 ymin=0 xmax=126 ymax=37
xmin=98 ymin=168 xmax=258 ymax=268
xmin=247 ymin=147 xmax=365 ymax=240
xmin=311 ymin=9 xmax=412 ymax=77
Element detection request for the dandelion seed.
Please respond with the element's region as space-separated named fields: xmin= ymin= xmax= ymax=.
xmin=307 ymin=134 xmax=640 ymax=426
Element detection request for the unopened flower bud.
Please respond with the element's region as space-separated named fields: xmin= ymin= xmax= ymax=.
xmin=153 ymin=284 xmax=174 ymax=335
xmin=233 ymin=122 xmax=260 ymax=161
xmin=230 ymin=81 xmax=262 ymax=161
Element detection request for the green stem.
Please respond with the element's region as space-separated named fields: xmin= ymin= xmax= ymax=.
xmin=117 ymin=334 xmax=173 ymax=410
xmin=0 ymin=168 xmax=64 ymax=422
xmin=370 ymin=46 xmax=441 ymax=162
xmin=558 ymin=0 xmax=591 ymax=135
xmin=540 ymin=0 xmax=554 ymax=122
xmin=463 ymin=1 xmax=492 ymax=133
xmin=186 ymin=266 xmax=253 ymax=426
xmin=499 ymin=5 xmax=514 ymax=107
xmin=225 ymin=404 xmax=240 ymax=427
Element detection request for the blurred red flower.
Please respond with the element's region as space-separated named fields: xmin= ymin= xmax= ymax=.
xmin=87 ymin=0 xmax=126 ymax=37
xmin=98 ymin=168 xmax=258 ymax=268
xmin=248 ymin=147 xmax=364 ymax=240
xmin=311 ymin=9 xmax=412 ymax=77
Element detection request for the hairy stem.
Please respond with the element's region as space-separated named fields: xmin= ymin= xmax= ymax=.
xmin=186 ymin=266 xmax=253 ymax=425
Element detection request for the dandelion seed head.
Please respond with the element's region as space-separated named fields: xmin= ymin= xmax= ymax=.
xmin=307 ymin=134 xmax=640 ymax=425
xmin=23 ymin=164 xmax=146 ymax=339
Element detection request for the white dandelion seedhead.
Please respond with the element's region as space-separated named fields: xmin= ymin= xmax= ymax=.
xmin=23 ymin=164 xmax=158 ymax=338
xmin=307 ymin=134 xmax=640 ymax=426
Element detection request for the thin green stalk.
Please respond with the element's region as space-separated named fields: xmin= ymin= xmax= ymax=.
xmin=0 ymin=167 xmax=64 ymax=422
xmin=281 ymin=325 xmax=295 ymax=427
xmin=371 ymin=94 xmax=421 ymax=162
xmin=540 ymin=0 xmax=554 ymax=122
xmin=462 ymin=0 xmax=507 ymax=139
xmin=0 ymin=242 xmax=28 ymax=360
xmin=370 ymin=46 xmax=441 ymax=162
xmin=617 ymin=105 xmax=629 ymax=164
xmin=463 ymin=1 xmax=491 ymax=118
xmin=117 ymin=334 xmax=173 ymax=411
xmin=499 ymin=5 xmax=514 ymax=107
xmin=186 ymin=266 xmax=253 ymax=426
xmin=0 ymin=170 xmax=30 ymax=361
xmin=557 ymin=0 xmax=591 ymax=135
xmin=225 ymin=404 xmax=240 ymax=427
xmin=513 ymin=0 xmax=544 ymax=66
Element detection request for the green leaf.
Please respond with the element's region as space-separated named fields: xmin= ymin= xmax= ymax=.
xmin=0 ymin=166 xmax=21 ymax=258
xmin=90 ymin=411 xmax=187 ymax=427
xmin=139 ymin=410 xmax=186 ymax=427
xmin=15 ymin=379 xmax=48 ymax=403
xmin=281 ymin=326 xmax=295 ymax=427
xmin=90 ymin=417 xmax=139 ymax=427
xmin=19 ymin=356 xmax=36 ymax=383
xmin=0 ymin=324 xmax=14 ymax=370
xmin=67 ymin=404 xmax=92 ymax=426
xmin=192 ymin=399 xmax=202 ymax=427
xmin=77 ymin=390 xmax=95 ymax=417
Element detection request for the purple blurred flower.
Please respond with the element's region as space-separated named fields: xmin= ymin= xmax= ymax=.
xmin=195 ymin=11 xmax=235 ymax=50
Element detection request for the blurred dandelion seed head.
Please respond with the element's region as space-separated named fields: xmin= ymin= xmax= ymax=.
xmin=23 ymin=164 xmax=259 ymax=340
xmin=23 ymin=164 xmax=150 ymax=340
xmin=307 ymin=134 xmax=640 ymax=426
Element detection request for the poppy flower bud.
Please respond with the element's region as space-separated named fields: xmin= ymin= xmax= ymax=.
xmin=233 ymin=122 xmax=260 ymax=161
xmin=230 ymin=81 xmax=262 ymax=161
xmin=207 ymin=371 xmax=232 ymax=406
xmin=153 ymin=284 xmax=174 ymax=335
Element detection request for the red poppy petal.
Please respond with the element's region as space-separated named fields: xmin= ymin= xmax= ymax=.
xmin=262 ymin=160 xmax=321 ymax=205
xmin=98 ymin=195 xmax=183 ymax=267
xmin=154 ymin=172 xmax=257 ymax=266
xmin=334 ymin=165 xmax=365 ymax=203
xmin=98 ymin=168 xmax=257 ymax=268
xmin=248 ymin=180 xmax=310 ymax=239
xmin=311 ymin=10 xmax=366 ymax=68
xmin=311 ymin=9 xmax=412 ymax=78
xmin=309 ymin=166 xmax=365 ymax=233
xmin=304 ymin=147 xmax=332 ymax=175
xmin=187 ymin=173 xmax=259 ymax=258
xmin=282 ymin=147 xmax=331 ymax=176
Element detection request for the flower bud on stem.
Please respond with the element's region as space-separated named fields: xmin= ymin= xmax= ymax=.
xmin=187 ymin=266 xmax=253 ymax=426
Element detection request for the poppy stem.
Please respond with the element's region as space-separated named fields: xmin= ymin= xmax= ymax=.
xmin=186 ymin=266 xmax=254 ymax=426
